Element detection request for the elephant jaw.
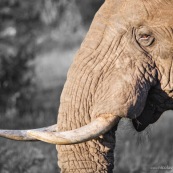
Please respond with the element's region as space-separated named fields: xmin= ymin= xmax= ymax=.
xmin=0 ymin=114 xmax=120 ymax=145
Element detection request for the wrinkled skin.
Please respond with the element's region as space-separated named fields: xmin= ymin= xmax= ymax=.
xmin=56 ymin=0 xmax=173 ymax=172
xmin=0 ymin=0 xmax=173 ymax=173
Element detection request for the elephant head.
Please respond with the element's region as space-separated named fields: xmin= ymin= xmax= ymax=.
xmin=0 ymin=0 xmax=173 ymax=172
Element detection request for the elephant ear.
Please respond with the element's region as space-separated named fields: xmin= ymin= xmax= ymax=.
xmin=132 ymin=102 xmax=162 ymax=132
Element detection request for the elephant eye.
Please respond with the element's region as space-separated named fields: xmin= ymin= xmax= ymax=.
xmin=136 ymin=27 xmax=155 ymax=47
xmin=140 ymin=34 xmax=150 ymax=40
xmin=137 ymin=34 xmax=155 ymax=47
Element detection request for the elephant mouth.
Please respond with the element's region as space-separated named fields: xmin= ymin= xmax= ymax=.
xmin=132 ymin=84 xmax=173 ymax=132
xmin=132 ymin=118 xmax=151 ymax=132
xmin=132 ymin=111 xmax=162 ymax=132
xmin=131 ymin=102 xmax=156 ymax=132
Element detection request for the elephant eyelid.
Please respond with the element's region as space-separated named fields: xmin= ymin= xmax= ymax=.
xmin=139 ymin=34 xmax=151 ymax=40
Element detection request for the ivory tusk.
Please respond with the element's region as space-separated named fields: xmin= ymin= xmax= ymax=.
xmin=28 ymin=114 xmax=120 ymax=145
xmin=0 ymin=124 xmax=57 ymax=141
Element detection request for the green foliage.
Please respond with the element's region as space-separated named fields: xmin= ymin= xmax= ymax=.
xmin=0 ymin=142 xmax=58 ymax=173
xmin=0 ymin=0 xmax=104 ymax=113
xmin=0 ymin=44 xmax=35 ymax=112
xmin=76 ymin=0 xmax=104 ymax=26
xmin=0 ymin=0 xmax=60 ymax=113
xmin=0 ymin=1 xmax=37 ymax=113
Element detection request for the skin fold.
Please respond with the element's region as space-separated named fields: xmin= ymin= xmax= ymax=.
xmin=0 ymin=0 xmax=173 ymax=172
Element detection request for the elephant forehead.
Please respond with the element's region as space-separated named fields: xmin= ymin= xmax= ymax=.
xmin=108 ymin=0 xmax=173 ymax=28
xmin=144 ymin=2 xmax=173 ymax=27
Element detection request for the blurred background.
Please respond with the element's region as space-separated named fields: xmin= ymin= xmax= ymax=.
xmin=0 ymin=0 xmax=172 ymax=173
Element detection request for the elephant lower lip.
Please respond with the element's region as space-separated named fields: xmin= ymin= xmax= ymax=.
xmin=132 ymin=119 xmax=148 ymax=132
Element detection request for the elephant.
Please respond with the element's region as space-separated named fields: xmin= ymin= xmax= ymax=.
xmin=0 ymin=0 xmax=173 ymax=172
